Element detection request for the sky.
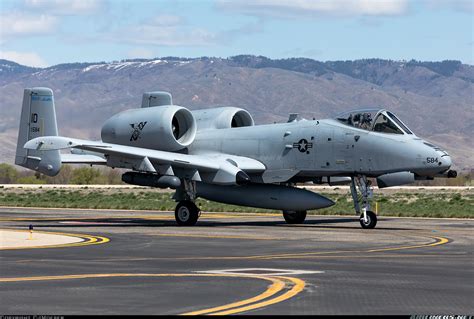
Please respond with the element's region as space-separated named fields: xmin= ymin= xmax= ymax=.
xmin=0 ymin=0 xmax=472 ymax=67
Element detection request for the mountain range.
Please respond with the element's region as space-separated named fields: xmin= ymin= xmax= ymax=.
xmin=0 ymin=56 xmax=472 ymax=170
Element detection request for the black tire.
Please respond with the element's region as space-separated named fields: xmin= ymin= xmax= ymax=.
xmin=359 ymin=211 xmax=377 ymax=229
xmin=283 ymin=210 xmax=307 ymax=224
xmin=175 ymin=201 xmax=199 ymax=226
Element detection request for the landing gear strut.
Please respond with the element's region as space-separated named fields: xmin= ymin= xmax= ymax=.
xmin=283 ymin=210 xmax=307 ymax=224
xmin=173 ymin=179 xmax=200 ymax=226
xmin=350 ymin=176 xmax=377 ymax=229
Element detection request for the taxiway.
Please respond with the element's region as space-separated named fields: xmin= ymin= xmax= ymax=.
xmin=0 ymin=207 xmax=472 ymax=315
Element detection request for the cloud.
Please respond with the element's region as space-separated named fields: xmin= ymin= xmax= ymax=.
xmin=101 ymin=14 xmax=266 ymax=47
xmin=217 ymin=0 xmax=409 ymax=18
xmin=150 ymin=14 xmax=184 ymax=26
xmin=215 ymin=18 xmax=265 ymax=44
xmin=423 ymin=0 xmax=473 ymax=13
xmin=102 ymin=15 xmax=215 ymax=46
xmin=451 ymin=0 xmax=474 ymax=13
xmin=102 ymin=13 xmax=269 ymax=47
xmin=126 ymin=48 xmax=156 ymax=59
xmin=0 ymin=1 xmax=106 ymax=43
xmin=0 ymin=12 xmax=58 ymax=40
xmin=24 ymin=0 xmax=105 ymax=15
xmin=0 ymin=50 xmax=49 ymax=67
xmin=282 ymin=48 xmax=324 ymax=58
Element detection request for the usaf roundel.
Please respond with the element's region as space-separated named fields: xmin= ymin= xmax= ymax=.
xmin=293 ymin=139 xmax=313 ymax=153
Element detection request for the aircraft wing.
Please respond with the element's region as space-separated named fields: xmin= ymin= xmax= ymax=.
xmin=24 ymin=136 xmax=265 ymax=185
xmin=60 ymin=153 xmax=107 ymax=164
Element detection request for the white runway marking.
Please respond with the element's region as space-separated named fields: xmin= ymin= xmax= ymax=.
xmin=195 ymin=268 xmax=324 ymax=276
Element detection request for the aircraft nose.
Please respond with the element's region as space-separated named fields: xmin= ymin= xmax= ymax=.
xmin=440 ymin=154 xmax=452 ymax=170
xmin=423 ymin=141 xmax=452 ymax=172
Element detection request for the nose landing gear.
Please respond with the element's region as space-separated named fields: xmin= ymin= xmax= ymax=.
xmin=359 ymin=210 xmax=377 ymax=229
xmin=350 ymin=176 xmax=377 ymax=229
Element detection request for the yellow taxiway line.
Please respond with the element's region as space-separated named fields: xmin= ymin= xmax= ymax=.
xmin=206 ymin=276 xmax=305 ymax=316
xmin=181 ymin=276 xmax=286 ymax=315
xmin=0 ymin=229 xmax=110 ymax=250
xmin=366 ymin=236 xmax=449 ymax=252
xmin=151 ymin=233 xmax=279 ymax=241
xmin=137 ymin=234 xmax=449 ymax=261
xmin=0 ymin=273 xmax=304 ymax=316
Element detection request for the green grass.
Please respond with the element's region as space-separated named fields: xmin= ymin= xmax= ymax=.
xmin=0 ymin=189 xmax=472 ymax=218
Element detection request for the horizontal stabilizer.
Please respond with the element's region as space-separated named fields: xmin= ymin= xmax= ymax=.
xmin=24 ymin=136 xmax=108 ymax=151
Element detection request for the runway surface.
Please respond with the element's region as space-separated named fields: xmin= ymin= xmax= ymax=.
xmin=0 ymin=207 xmax=473 ymax=315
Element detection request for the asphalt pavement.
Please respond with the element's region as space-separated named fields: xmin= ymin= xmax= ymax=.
xmin=0 ymin=207 xmax=472 ymax=315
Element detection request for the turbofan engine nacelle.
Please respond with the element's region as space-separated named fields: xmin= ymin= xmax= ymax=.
xmin=376 ymin=171 xmax=415 ymax=188
xmin=192 ymin=107 xmax=254 ymax=130
xmin=101 ymin=105 xmax=196 ymax=151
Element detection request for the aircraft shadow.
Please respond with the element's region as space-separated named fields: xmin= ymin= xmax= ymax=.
xmin=10 ymin=216 xmax=418 ymax=231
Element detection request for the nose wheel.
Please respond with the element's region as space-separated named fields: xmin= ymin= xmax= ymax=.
xmin=350 ymin=176 xmax=377 ymax=229
xmin=359 ymin=210 xmax=377 ymax=229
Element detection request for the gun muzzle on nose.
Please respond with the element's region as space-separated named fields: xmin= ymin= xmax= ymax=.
xmin=447 ymin=170 xmax=457 ymax=178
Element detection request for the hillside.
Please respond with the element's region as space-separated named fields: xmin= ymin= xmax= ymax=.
xmin=0 ymin=56 xmax=472 ymax=170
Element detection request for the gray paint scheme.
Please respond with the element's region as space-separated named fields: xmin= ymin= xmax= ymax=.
xmin=192 ymin=107 xmax=254 ymax=130
xmin=195 ymin=182 xmax=334 ymax=211
xmin=101 ymin=105 xmax=197 ymax=151
xmin=191 ymin=117 xmax=452 ymax=180
xmin=141 ymin=91 xmax=172 ymax=108
xmin=15 ymin=88 xmax=61 ymax=176
xmin=376 ymin=171 xmax=415 ymax=189
xmin=16 ymin=88 xmax=455 ymax=220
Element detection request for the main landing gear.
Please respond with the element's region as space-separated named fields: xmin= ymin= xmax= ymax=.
xmin=175 ymin=200 xmax=200 ymax=226
xmin=350 ymin=175 xmax=377 ymax=229
xmin=283 ymin=210 xmax=307 ymax=224
xmin=173 ymin=179 xmax=200 ymax=226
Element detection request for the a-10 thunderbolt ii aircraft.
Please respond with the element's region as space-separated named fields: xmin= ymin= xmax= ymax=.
xmin=16 ymin=87 xmax=457 ymax=229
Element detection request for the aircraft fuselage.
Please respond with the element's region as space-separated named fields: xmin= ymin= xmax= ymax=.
xmin=190 ymin=119 xmax=452 ymax=181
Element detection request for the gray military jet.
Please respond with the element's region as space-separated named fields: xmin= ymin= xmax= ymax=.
xmin=16 ymin=88 xmax=457 ymax=229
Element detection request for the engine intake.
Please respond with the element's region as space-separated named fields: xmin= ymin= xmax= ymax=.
xmin=101 ymin=105 xmax=196 ymax=151
xmin=192 ymin=107 xmax=254 ymax=130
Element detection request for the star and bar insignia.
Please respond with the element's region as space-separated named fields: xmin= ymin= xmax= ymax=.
xmin=293 ymin=139 xmax=313 ymax=153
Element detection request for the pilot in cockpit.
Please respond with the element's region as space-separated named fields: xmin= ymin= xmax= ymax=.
xmin=351 ymin=113 xmax=360 ymax=127
xmin=349 ymin=112 xmax=372 ymax=130
xmin=338 ymin=109 xmax=413 ymax=135
xmin=360 ymin=113 xmax=372 ymax=130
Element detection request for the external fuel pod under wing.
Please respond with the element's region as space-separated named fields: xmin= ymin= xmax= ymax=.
xmin=196 ymin=182 xmax=334 ymax=211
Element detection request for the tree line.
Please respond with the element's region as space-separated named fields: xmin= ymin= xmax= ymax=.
xmin=0 ymin=163 xmax=471 ymax=186
xmin=0 ymin=163 xmax=122 ymax=185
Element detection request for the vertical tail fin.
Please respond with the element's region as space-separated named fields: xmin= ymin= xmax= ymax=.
xmin=15 ymin=87 xmax=61 ymax=176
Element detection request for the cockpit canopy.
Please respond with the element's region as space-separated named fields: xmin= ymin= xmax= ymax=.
xmin=336 ymin=109 xmax=413 ymax=135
